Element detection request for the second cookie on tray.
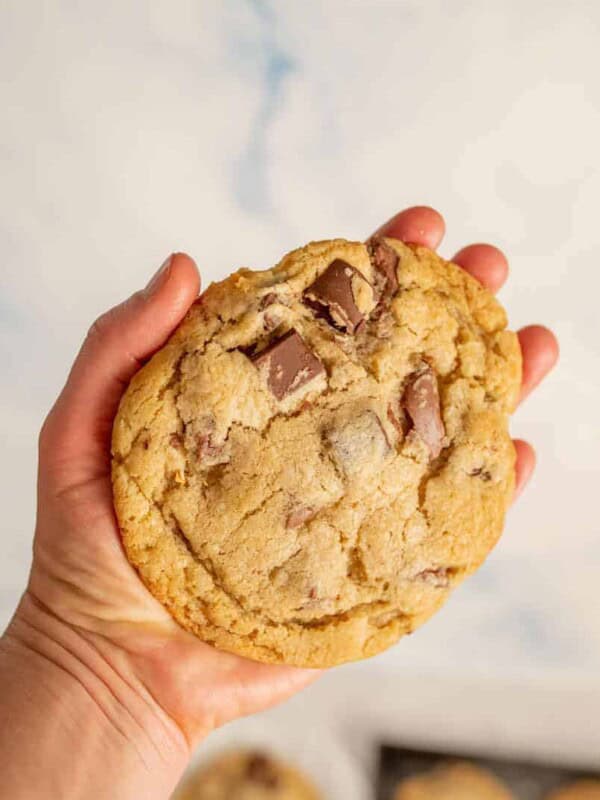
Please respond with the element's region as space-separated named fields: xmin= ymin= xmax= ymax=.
xmin=112 ymin=236 xmax=521 ymax=667
xmin=394 ymin=761 xmax=514 ymax=800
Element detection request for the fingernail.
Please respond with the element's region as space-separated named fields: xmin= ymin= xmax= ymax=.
xmin=145 ymin=254 xmax=173 ymax=296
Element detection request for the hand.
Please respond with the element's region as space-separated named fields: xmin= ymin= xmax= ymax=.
xmin=2 ymin=208 xmax=557 ymax=798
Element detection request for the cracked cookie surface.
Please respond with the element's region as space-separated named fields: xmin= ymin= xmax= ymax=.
xmin=173 ymin=750 xmax=321 ymax=800
xmin=111 ymin=237 xmax=521 ymax=667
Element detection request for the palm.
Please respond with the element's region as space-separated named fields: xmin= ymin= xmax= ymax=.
xmin=32 ymin=451 xmax=312 ymax=746
xmin=29 ymin=207 xmax=557 ymax=747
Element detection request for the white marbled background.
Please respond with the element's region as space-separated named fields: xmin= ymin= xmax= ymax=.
xmin=1 ymin=0 xmax=600 ymax=789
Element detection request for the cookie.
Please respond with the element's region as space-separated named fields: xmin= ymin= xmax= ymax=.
xmin=172 ymin=750 xmax=321 ymax=800
xmin=393 ymin=762 xmax=514 ymax=800
xmin=112 ymin=237 xmax=521 ymax=667
xmin=546 ymin=782 xmax=600 ymax=800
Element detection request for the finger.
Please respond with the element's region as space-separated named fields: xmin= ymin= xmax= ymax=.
xmin=513 ymin=439 xmax=536 ymax=500
xmin=221 ymin=662 xmax=321 ymax=727
xmin=517 ymin=325 xmax=559 ymax=403
xmin=451 ymin=243 xmax=509 ymax=293
xmin=374 ymin=206 xmax=446 ymax=249
xmin=40 ymin=253 xmax=200 ymax=477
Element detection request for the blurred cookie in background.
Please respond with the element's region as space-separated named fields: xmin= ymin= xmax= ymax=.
xmin=172 ymin=749 xmax=323 ymax=800
xmin=393 ymin=761 xmax=514 ymax=800
xmin=546 ymin=781 xmax=600 ymax=800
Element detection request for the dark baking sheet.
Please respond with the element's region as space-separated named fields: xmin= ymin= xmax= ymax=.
xmin=377 ymin=744 xmax=600 ymax=800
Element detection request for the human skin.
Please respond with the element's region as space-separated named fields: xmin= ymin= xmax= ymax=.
xmin=0 ymin=207 xmax=558 ymax=799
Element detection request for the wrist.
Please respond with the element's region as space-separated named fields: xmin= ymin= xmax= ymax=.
xmin=0 ymin=592 xmax=190 ymax=800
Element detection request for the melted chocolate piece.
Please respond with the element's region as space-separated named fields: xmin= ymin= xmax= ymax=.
xmin=260 ymin=294 xmax=281 ymax=331
xmin=367 ymin=235 xmax=399 ymax=299
xmin=251 ymin=329 xmax=325 ymax=401
xmin=470 ymin=466 xmax=493 ymax=482
xmin=286 ymin=505 xmax=316 ymax=529
xmin=303 ymin=259 xmax=367 ymax=334
xmin=169 ymin=433 xmax=183 ymax=448
xmin=325 ymin=410 xmax=390 ymax=477
xmin=402 ymin=368 xmax=445 ymax=458
xmin=387 ymin=401 xmax=406 ymax=438
xmin=260 ymin=292 xmax=278 ymax=308
xmin=197 ymin=432 xmax=222 ymax=461
xmin=245 ymin=754 xmax=280 ymax=789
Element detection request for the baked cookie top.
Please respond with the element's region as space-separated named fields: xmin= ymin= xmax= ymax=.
xmin=172 ymin=750 xmax=321 ymax=800
xmin=394 ymin=762 xmax=514 ymax=800
xmin=112 ymin=237 xmax=521 ymax=667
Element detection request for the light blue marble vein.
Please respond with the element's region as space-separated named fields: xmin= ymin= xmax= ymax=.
xmin=230 ymin=0 xmax=296 ymax=214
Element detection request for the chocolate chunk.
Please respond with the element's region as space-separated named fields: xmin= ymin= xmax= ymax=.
xmin=263 ymin=311 xmax=280 ymax=332
xmin=251 ymin=329 xmax=325 ymax=401
xmin=303 ymin=259 xmax=368 ymax=334
xmin=260 ymin=292 xmax=278 ymax=309
xmin=169 ymin=433 xmax=183 ymax=448
xmin=193 ymin=417 xmax=228 ymax=465
xmin=259 ymin=294 xmax=281 ymax=330
xmin=326 ymin=410 xmax=390 ymax=477
xmin=347 ymin=547 xmax=368 ymax=583
xmin=367 ymin=235 xmax=399 ymax=299
xmin=469 ymin=466 xmax=492 ymax=482
xmin=286 ymin=505 xmax=316 ymax=529
xmin=245 ymin=754 xmax=279 ymax=789
xmin=387 ymin=400 xmax=407 ymax=438
xmin=197 ymin=432 xmax=222 ymax=461
xmin=402 ymin=368 xmax=445 ymax=458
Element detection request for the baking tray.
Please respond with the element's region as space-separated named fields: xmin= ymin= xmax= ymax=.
xmin=376 ymin=743 xmax=600 ymax=800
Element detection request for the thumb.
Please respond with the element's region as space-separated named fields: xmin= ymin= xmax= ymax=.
xmin=40 ymin=253 xmax=200 ymax=489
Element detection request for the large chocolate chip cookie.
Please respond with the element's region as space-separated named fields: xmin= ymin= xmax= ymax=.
xmin=112 ymin=237 xmax=521 ymax=667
